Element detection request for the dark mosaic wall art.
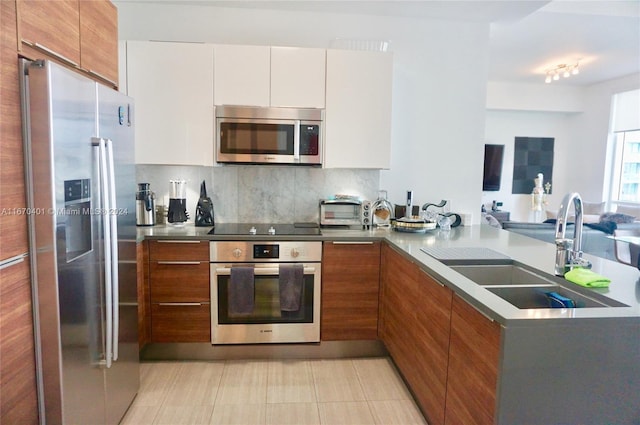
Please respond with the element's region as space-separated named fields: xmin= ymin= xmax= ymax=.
xmin=512 ymin=137 xmax=554 ymax=194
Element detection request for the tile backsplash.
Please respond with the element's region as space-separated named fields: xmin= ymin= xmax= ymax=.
xmin=136 ymin=165 xmax=380 ymax=224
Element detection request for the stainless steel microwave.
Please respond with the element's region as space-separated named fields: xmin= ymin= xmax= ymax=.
xmin=215 ymin=106 xmax=323 ymax=165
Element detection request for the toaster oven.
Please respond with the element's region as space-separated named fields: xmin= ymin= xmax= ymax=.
xmin=319 ymin=199 xmax=371 ymax=228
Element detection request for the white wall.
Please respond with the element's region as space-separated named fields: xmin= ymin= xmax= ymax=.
xmin=114 ymin=1 xmax=490 ymax=223
xmin=484 ymin=73 xmax=640 ymax=221
xmin=483 ymin=110 xmax=575 ymax=221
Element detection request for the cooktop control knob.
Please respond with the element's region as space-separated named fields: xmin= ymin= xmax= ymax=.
xmin=268 ymin=226 xmax=276 ymax=235
xmin=232 ymin=248 xmax=242 ymax=258
xmin=249 ymin=226 xmax=257 ymax=235
xmin=290 ymin=248 xmax=300 ymax=258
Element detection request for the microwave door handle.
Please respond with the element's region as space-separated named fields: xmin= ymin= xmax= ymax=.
xmin=293 ymin=120 xmax=300 ymax=162
xmin=215 ymin=266 xmax=316 ymax=275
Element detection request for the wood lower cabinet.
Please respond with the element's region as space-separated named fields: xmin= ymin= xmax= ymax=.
xmin=444 ymin=294 xmax=501 ymax=425
xmin=148 ymin=240 xmax=210 ymax=342
xmin=321 ymin=241 xmax=381 ymax=340
xmin=0 ymin=258 xmax=38 ymax=424
xmin=380 ymin=244 xmax=452 ymax=425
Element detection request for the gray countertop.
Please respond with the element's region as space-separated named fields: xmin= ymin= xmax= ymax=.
xmin=137 ymin=223 xmax=640 ymax=324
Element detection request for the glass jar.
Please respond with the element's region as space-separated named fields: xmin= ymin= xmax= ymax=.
xmin=371 ymin=190 xmax=393 ymax=228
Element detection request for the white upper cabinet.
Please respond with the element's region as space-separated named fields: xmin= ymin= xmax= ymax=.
xmin=270 ymin=47 xmax=326 ymax=108
xmin=213 ymin=45 xmax=270 ymax=107
xmin=324 ymin=49 xmax=393 ymax=169
xmin=126 ymin=41 xmax=214 ymax=166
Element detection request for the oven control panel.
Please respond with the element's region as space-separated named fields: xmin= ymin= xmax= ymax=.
xmin=210 ymin=241 xmax=322 ymax=262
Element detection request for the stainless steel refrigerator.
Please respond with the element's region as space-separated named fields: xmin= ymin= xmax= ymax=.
xmin=20 ymin=59 xmax=139 ymax=425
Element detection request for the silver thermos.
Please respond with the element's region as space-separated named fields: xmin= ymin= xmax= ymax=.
xmin=136 ymin=183 xmax=156 ymax=226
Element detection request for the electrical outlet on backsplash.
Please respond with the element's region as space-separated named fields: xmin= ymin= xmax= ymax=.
xmin=136 ymin=164 xmax=380 ymax=224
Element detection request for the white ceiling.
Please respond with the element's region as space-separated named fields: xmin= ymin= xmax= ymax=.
xmin=123 ymin=0 xmax=640 ymax=86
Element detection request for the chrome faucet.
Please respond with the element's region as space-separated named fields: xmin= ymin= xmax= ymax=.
xmin=554 ymin=192 xmax=592 ymax=275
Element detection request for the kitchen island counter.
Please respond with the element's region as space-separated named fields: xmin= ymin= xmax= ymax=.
xmin=138 ymin=223 xmax=640 ymax=323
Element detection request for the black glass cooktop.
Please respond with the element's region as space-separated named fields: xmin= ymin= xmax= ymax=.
xmin=207 ymin=222 xmax=321 ymax=236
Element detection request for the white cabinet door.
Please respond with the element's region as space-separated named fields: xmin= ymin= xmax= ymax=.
xmin=213 ymin=45 xmax=270 ymax=107
xmin=324 ymin=49 xmax=393 ymax=169
xmin=126 ymin=41 xmax=214 ymax=166
xmin=270 ymin=47 xmax=326 ymax=108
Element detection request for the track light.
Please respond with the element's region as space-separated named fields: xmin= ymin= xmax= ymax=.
xmin=544 ymin=61 xmax=580 ymax=83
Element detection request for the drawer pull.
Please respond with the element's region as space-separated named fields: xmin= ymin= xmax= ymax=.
xmin=158 ymin=302 xmax=204 ymax=307
xmin=157 ymin=240 xmax=201 ymax=244
xmin=157 ymin=261 xmax=200 ymax=265
xmin=331 ymin=241 xmax=374 ymax=245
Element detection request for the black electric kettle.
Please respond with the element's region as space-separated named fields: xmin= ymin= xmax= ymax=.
xmin=195 ymin=180 xmax=215 ymax=227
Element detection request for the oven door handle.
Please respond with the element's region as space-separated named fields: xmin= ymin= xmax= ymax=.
xmin=214 ymin=266 xmax=316 ymax=275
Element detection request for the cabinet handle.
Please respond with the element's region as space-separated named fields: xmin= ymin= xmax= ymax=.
xmin=419 ymin=268 xmax=445 ymax=287
xmin=0 ymin=253 xmax=27 ymax=270
xmin=157 ymin=261 xmax=201 ymax=265
xmin=157 ymin=240 xmax=201 ymax=244
xmin=158 ymin=302 xmax=205 ymax=306
xmin=24 ymin=41 xmax=79 ymax=67
xmin=463 ymin=298 xmax=495 ymax=323
xmin=86 ymin=69 xmax=117 ymax=88
xmin=331 ymin=241 xmax=374 ymax=245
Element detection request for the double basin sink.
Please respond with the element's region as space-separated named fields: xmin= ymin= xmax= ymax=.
xmin=447 ymin=260 xmax=627 ymax=309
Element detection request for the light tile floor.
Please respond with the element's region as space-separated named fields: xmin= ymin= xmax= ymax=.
xmin=121 ymin=357 xmax=428 ymax=425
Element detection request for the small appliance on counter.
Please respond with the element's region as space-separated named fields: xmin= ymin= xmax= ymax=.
xmin=195 ymin=180 xmax=215 ymax=227
xmin=136 ymin=183 xmax=156 ymax=226
xmin=319 ymin=195 xmax=370 ymax=229
xmin=167 ymin=179 xmax=189 ymax=225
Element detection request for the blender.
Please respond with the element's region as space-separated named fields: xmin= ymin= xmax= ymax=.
xmin=167 ymin=179 xmax=189 ymax=225
xmin=135 ymin=183 xmax=156 ymax=226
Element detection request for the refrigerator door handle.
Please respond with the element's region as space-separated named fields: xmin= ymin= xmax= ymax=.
xmin=93 ymin=137 xmax=113 ymax=369
xmin=105 ymin=138 xmax=119 ymax=362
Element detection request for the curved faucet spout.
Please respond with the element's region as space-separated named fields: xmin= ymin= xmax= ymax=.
xmin=554 ymin=192 xmax=591 ymax=275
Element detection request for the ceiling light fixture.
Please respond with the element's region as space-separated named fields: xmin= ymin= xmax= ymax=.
xmin=544 ymin=61 xmax=580 ymax=83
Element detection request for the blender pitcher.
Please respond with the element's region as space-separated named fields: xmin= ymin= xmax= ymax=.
xmin=167 ymin=179 xmax=189 ymax=225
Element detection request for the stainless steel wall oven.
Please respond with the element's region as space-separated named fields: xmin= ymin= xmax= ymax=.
xmin=210 ymin=241 xmax=322 ymax=344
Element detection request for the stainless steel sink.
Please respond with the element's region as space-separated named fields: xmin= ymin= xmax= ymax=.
xmin=449 ymin=260 xmax=628 ymax=309
xmin=486 ymin=285 xmax=610 ymax=309
xmin=450 ymin=262 xmax=556 ymax=286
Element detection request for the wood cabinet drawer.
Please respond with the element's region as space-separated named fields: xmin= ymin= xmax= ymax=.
xmin=151 ymin=303 xmax=210 ymax=343
xmin=149 ymin=261 xmax=209 ymax=303
xmin=149 ymin=240 xmax=209 ymax=261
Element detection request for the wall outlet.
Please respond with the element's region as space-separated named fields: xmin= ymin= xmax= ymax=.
xmin=461 ymin=213 xmax=473 ymax=226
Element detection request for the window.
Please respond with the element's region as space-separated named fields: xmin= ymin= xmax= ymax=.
xmin=608 ymin=89 xmax=640 ymax=207
xmin=612 ymin=129 xmax=640 ymax=203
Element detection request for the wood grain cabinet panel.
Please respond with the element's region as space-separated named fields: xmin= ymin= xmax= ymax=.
xmin=150 ymin=262 xmax=210 ymax=303
xmin=444 ymin=294 xmax=501 ymax=425
xmin=380 ymin=244 xmax=452 ymax=425
xmin=147 ymin=239 xmax=210 ymax=343
xmin=79 ymin=0 xmax=118 ymax=85
xmin=1 ymin=0 xmax=29 ymax=260
xmin=149 ymin=240 xmax=209 ymax=261
xmin=321 ymin=241 xmax=381 ymax=340
xmin=17 ymin=0 xmax=81 ymax=65
xmin=151 ymin=303 xmax=211 ymax=343
xmin=0 ymin=258 xmax=38 ymax=424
